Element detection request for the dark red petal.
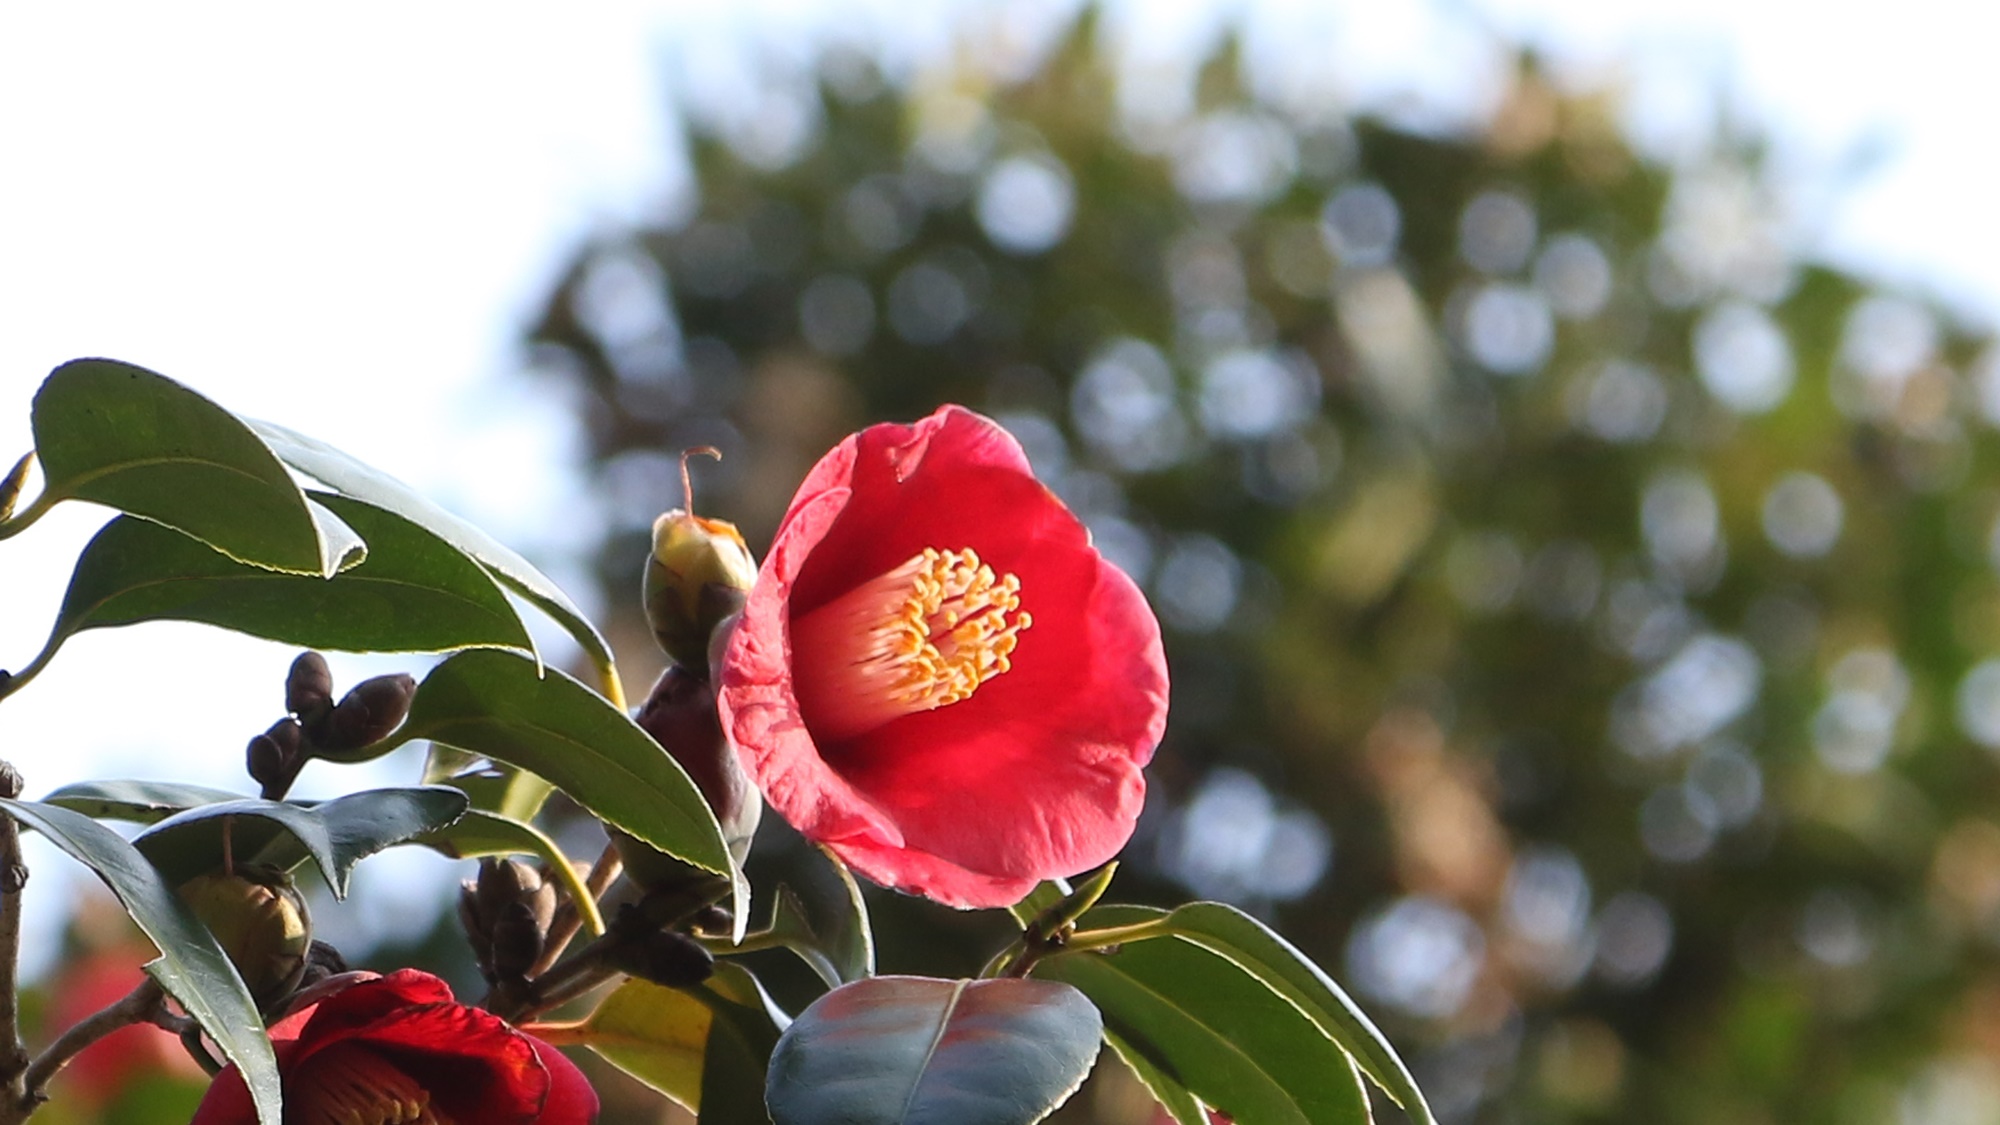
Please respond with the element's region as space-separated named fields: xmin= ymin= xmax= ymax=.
xmin=530 ymin=1035 xmax=601 ymax=1124
xmin=291 ymin=968 xmax=456 ymax=1054
xmin=349 ymin=1002 xmax=549 ymax=1124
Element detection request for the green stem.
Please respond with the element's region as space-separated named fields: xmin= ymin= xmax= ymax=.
xmin=0 ymin=639 xmax=61 ymax=707
xmin=695 ymin=929 xmax=788 ymax=957
xmin=1056 ymin=918 xmax=1175 ymax=955
xmin=590 ymin=650 xmax=627 ymax=713
xmin=0 ymin=490 xmax=55 ymax=546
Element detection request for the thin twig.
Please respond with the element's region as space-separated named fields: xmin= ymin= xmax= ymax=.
xmin=17 ymin=979 xmax=164 ymax=1112
xmin=0 ymin=762 xmax=28 ymax=1098
xmin=529 ymin=843 xmax=622 ymax=977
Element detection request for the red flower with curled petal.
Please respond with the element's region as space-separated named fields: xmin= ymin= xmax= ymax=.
xmin=190 ymin=969 xmax=597 ymax=1125
xmin=719 ymin=405 xmax=1169 ymax=908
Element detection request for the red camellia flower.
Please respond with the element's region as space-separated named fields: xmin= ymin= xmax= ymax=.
xmin=190 ymin=969 xmax=597 ymax=1125
xmin=719 ymin=405 xmax=1169 ymax=907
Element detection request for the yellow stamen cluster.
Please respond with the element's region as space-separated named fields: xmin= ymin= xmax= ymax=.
xmin=296 ymin=1046 xmax=453 ymax=1125
xmin=794 ymin=547 xmax=1032 ymax=741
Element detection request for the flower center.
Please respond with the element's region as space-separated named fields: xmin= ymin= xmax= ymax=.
xmin=793 ymin=547 xmax=1032 ymax=741
xmin=291 ymin=1043 xmax=454 ymax=1125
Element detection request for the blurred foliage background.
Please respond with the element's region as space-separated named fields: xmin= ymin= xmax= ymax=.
xmin=518 ymin=6 xmax=2000 ymax=1124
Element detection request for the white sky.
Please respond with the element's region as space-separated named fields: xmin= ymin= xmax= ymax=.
xmin=0 ymin=0 xmax=1994 ymax=969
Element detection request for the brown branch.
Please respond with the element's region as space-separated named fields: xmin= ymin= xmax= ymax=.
xmin=13 ymin=979 xmax=164 ymax=1117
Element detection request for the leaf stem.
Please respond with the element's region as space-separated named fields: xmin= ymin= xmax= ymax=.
xmin=695 ymin=929 xmax=788 ymax=957
xmin=0 ymin=640 xmax=59 ymax=707
xmin=0 ymin=487 xmax=54 ymax=546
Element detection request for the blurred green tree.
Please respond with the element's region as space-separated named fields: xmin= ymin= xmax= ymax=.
xmin=527 ymin=10 xmax=2000 ymax=1122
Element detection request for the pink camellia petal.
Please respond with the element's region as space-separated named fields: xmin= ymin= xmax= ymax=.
xmin=720 ymin=405 xmax=1169 ymax=908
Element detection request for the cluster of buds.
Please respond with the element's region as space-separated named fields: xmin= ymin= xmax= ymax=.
xmin=247 ymin=652 xmax=417 ymax=798
xmin=458 ymin=858 xmax=559 ymax=989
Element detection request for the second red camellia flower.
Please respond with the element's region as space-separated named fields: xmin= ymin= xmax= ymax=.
xmin=189 ymin=969 xmax=597 ymax=1125
xmin=718 ymin=405 xmax=1170 ymax=908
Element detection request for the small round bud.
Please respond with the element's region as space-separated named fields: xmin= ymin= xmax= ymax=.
xmin=311 ymin=674 xmax=417 ymax=760
xmin=644 ymin=510 xmax=757 ymax=676
xmin=487 ymin=901 xmax=547 ymax=981
xmin=246 ymin=719 xmax=304 ymax=790
xmin=0 ymin=762 xmax=24 ymax=801
xmin=177 ymin=869 xmax=312 ymax=1012
xmin=285 ymin=652 xmax=335 ymax=721
xmin=607 ymin=929 xmax=715 ymax=989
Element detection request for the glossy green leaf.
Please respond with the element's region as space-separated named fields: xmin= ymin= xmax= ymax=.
xmin=1032 ymin=906 xmax=1371 ymax=1125
xmin=766 ymin=975 xmax=1101 ymax=1125
xmin=42 ymin=492 xmax=531 ymax=656
xmin=1164 ymin=902 xmax=1432 ymax=1124
xmin=30 ymin=359 xmax=345 ymax=576
xmin=0 ymin=799 xmax=281 ymax=1125
xmin=251 ymin=419 xmax=613 ymax=671
xmin=132 ymin=787 xmax=468 ymax=897
xmin=42 ymin=780 xmax=247 ymax=824
xmin=421 ymin=752 xmax=556 ymax=825
xmin=551 ymin=961 xmax=787 ymax=1119
xmin=1106 ymin=1028 xmax=1208 ymax=1125
xmin=391 ymin=649 xmax=741 ymax=923
xmin=414 ymin=808 xmax=602 ymax=936
xmin=764 ymin=847 xmax=875 ymax=988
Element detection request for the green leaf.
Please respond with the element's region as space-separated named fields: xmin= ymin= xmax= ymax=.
xmin=42 ymin=780 xmax=247 ymax=824
xmin=1164 ymin=902 xmax=1432 ymax=1124
xmin=414 ymin=808 xmax=603 ymax=936
xmin=0 ymin=799 xmax=281 ymax=1125
xmin=764 ymin=847 xmax=875 ymax=989
xmin=30 ymin=359 xmax=346 ymax=576
xmin=251 ymin=419 xmax=613 ymax=671
xmin=422 ymin=753 xmax=556 ymax=825
xmin=393 ymin=649 xmax=741 ymax=923
xmin=1032 ymin=906 xmax=1371 ymax=1125
xmin=41 ymin=492 xmax=532 ymax=656
xmin=765 ymin=975 xmax=1101 ymax=1125
xmin=556 ymin=962 xmax=787 ymax=1118
xmin=132 ymin=787 xmax=468 ymax=897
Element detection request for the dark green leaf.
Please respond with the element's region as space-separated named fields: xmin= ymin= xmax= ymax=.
xmin=133 ymin=787 xmax=467 ymax=897
xmin=43 ymin=493 xmax=532 ymax=656
xmin=0 ymin=799 xmax=280 ymax=1125
xmin=1033 ymin=906 xmax=1371 ymax=1125
xmin=251 ymin=419 xmax=613 ymax=671
xmin=766 ymin=975 xmax=1101 ymax=1125
xmin=31 ymin=359 xmax=344 ymax=576
xmin=41 ymin=780 xmax=247 ymax=824
xmin=1165 ymin=902 xmax=1431 ymax=1124
xmin=393 ymin=649 xmax=741 ymax=922
xmin=765 ymin=847 xmax=875 ymax=988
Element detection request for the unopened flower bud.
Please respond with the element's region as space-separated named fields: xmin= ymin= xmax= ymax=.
xmin=285 ymin=652 xmax=335 ymax=723
xmin=310 ymin=674 xmax=417 ymax=760
xmin=246 ymin=719 xmax=304 ymax=790
xmin=177 ymin=869 xmax=311 ymax=1013
xmin=607 ymin=929 xmax=714 ymax=989
xmin=627 ymin=665 xmax=761 ymax=872
xmin=460 ymin=859 xmax=559 ymax=983
xmin=644 ymin=510 xmax=756 ymax=676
